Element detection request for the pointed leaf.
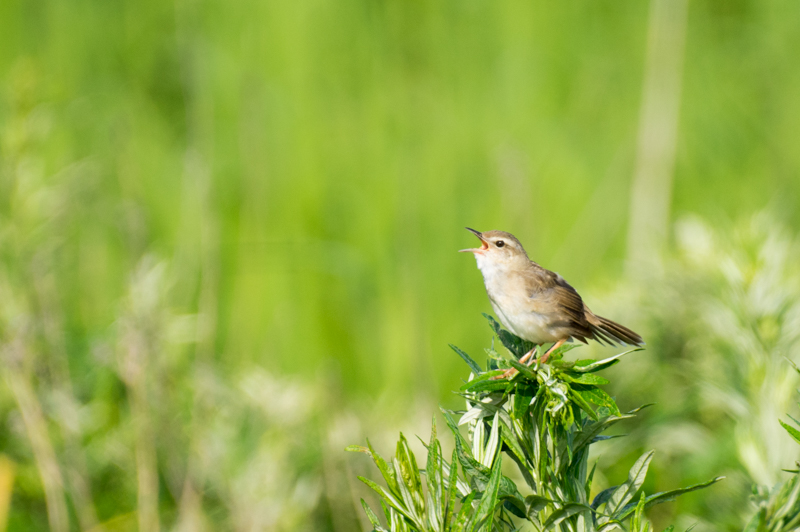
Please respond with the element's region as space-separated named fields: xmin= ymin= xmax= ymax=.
xmin=451 ymin=344 xmax=482 ymax=374
xmin=480 ymin=413 xmax=501 ymax=468
xmin=543 ymin=503 xmax=594 ymax=528
xmin=358 ymin=476 xmax=416 ymax=523
xmin=781 ymin=419 xmax=800 ymax=445
xmin=606 ymin=450 xmax=655 ymax=517
xmin=615 ymin=476 xmax=724 ymax=521
xmin=508 ymin=358 xmax=540 ymax=381
xmin=453 ymin=492 xmax=477 ymax=531
xmin=574 ymin=414 xmax=635 ymax=455
xmin=564 ymin=372 xmax=610 ymax=385
xmin=573 ymin=386 xmax=621 ymax=416
xmin=592 ymin=485 xmax=619 ymax=510
xmin=366 ymin=439 xmax=400 ymax=496
xmin=571 ymin=348 xmax=642 ymax=373
xmin=444 ymin=449 xmax=459 ymax=530
xmin=526 ymin=494 xmax=556 ymax=516
xmin=346 ymin=445 xmax=369 ymax=453
xmin=361 ymin=499 xmax=387 ymax=531
xmin=569 ymin=387 xmax=599 ymax=420
xmin=470 ymin=456 xmax=504 ymax=531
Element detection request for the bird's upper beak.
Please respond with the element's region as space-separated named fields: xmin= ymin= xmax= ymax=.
xmin=459 ymin=227 xmax=489 ymax=253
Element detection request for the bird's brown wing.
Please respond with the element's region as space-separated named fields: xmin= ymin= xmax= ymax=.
xmin=525 ymin=262 xmax=644 ymax=347
xmin=522 ymin=264 xmax=594 ymax=342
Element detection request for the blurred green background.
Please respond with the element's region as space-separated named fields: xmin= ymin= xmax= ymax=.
xmin=1 ymin=0 xmax=799 ymax=530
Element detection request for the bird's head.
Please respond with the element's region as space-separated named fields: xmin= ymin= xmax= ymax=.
xmin=459 ymin=228 xmax=529 ymax=271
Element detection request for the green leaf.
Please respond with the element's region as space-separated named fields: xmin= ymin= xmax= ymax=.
xmin=781 ymin=419 xmax=800 ymax=445
xmin=454 ymin=433 xmax=490 ymax=477
xmin=571 ymin=348 xmax=643 ymax=373
xmin=480 ymin=412 xmax=501 ymax=468
xmin=441 ymin=409 xmax=472 ymax=450
xmin=358 ymin=476 xmax=416 ymax=523
xmin=586 ymin=461 xmax=598 ymax=496
xmin=508 ymin=358 xmax=539 ymax=381
xmin=526 ymin=494 xmax=556 ymax=516
xmin=453 ymin=492 xmax=477 ymax=531
xmin=460 ymin=378 xmax=511 ymax=394
xmin=592 ymin=485 xmax=619 ymax=510
xmin=346 ymin=445 xmax=369 ymax=453
xmin=573 ymin=413 xmax=635 ymax=455
xmin=470 ymin=455 xmax=504 ymax=531
xmin=606 ymin=450 xmax=655 ymax=517
xmin=502 ymin=497 xmax=527 ymax=519
xmin=426 ymin=418 xmax=444 ymax=526
xmin=363 ymin=439 xmax=400 ymax=497
xmin=568 ymin=387 xmax=599 ymax=420
xmin=616 ymin=476 xmax=725 ymax=522
xmin=444 ymin=448 xmax=459 ymax=530
xmin=631 ymin=492 xmax=646 ymax=531
xmin=361 ymin=499 xmax=387 ymax=531
xmin=573 ymin=386 xmax=621 ymax=416
xmin=451 ymin=344 xmax=482 ymax=374
xmin=543 ymin=503 xmax=594 ymax=528
xmin=395 ymin=434 xmax=425 ymax=520
xmin=512 ymin=385 xmax=536 ymax=421
xmin=499 ymin=419 xmax=527 ymax=464
xmin=564 ymin=372 xmax=610 ymax=385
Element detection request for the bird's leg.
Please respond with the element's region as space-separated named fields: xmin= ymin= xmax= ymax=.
xmin=494 ymin=346 xmax=538 ymax=380
xmin=537 ymin=339 xmax=566 ymax=364
xmin=517 ymin=346 xmax=537 ymax=365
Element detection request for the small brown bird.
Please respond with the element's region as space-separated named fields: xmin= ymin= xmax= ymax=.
xmin=460 ymin=228 xmax=643 ymax=376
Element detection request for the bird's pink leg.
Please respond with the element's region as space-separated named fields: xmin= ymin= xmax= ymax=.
xmin=537 ymin=339 xmax=566 ymax=364
xmin=494 ymin=346 xmax=538 ymax=380
xmin=517 ymin=346 xmax=537 ymax=365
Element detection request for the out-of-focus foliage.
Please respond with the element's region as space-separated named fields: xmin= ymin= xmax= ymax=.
xmin=594 ymin=214 xmax=800 ymax=530
xmin=1 ymin=0 xmax=800 ymax=530
xmin=741 ymin=361 xmax=800 ymax=532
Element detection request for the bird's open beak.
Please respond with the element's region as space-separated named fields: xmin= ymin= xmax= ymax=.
xmin=459 ymin=227 xmax=489 ymax=253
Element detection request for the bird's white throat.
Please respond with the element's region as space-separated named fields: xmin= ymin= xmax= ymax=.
xmin=474 ymin=254 xmax=509 ymax=285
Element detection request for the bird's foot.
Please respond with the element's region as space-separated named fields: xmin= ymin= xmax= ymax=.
xmin=537 ymin=339 xmax=566 ymax=364
xmin=493 ymin=367 xmax=518 ymax=380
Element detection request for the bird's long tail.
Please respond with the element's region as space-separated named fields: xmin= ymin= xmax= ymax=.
xmin=587 ymin=314 xmax=644 ymax=346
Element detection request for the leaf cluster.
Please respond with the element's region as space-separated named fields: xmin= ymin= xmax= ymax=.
xmin=351 ymin=315 xmax=722 ymax=531
xmin=347 ymin=419 xmax=509 ymax=532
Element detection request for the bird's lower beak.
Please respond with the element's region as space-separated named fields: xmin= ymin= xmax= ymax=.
xmin=459 ymin=227 xmax=489 ymax=253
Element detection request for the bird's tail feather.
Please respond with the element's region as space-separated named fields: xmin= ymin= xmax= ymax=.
xmin=588 ymin=314 xmax=644 ymax=346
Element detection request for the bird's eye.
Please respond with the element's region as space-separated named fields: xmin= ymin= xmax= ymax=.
xmin=495 ymin=240 xmax=505 ymax=248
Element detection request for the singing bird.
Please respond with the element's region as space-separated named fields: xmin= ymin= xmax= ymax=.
xmin=460 ymin=228 xmax=643 ymax=376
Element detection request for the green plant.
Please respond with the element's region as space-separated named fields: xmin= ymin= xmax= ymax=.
xmin=351 ymin=315 xmax=722 ymax=531
xmin=742 ymin=360 xmax=800 ymax=532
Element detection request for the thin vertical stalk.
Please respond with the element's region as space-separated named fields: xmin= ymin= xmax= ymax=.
xmin=3 ymin=341 xmax=69 ymax=532
xmin=32 ymin=265 xmax=101 ymax=531
xmin=121 ymin=327 xmax=161 ymax=532
xmin=627 ymin=0 xmax=689 ymax=269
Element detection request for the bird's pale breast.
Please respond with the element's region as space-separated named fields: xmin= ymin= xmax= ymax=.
xmin=477 ymin=258 xmax=562 ymax=344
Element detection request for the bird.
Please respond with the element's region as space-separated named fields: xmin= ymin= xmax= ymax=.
xmin=460 ymin=228 xmax=643 ymax=377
